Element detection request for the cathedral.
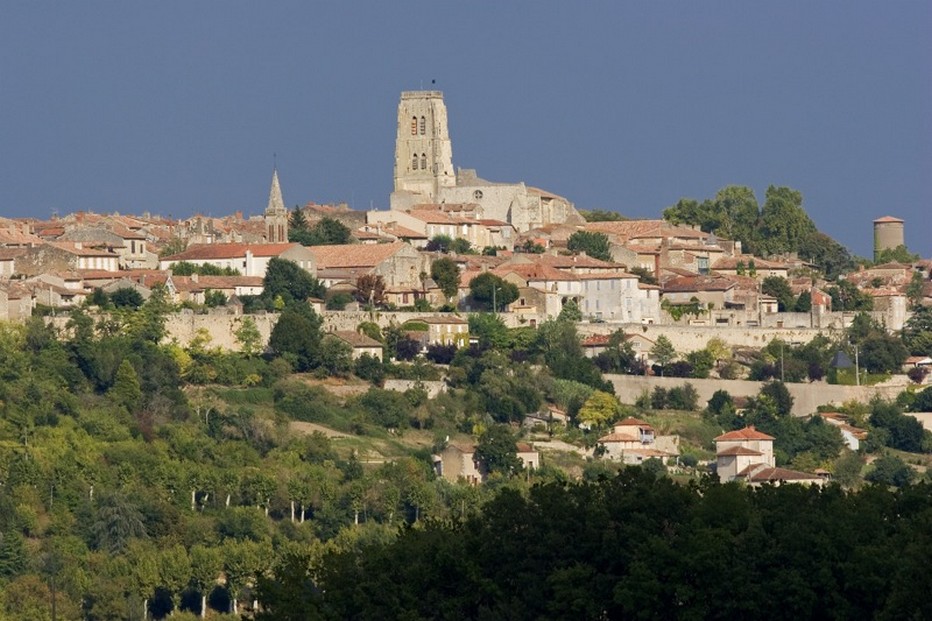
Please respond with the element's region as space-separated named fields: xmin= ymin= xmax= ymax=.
xmin=387 ymin=90 xmax=583 ymax=233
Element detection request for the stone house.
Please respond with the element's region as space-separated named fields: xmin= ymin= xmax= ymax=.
xmin=309 ymin=242 xmax=423 ymax=289
xmin=331 ymin=330 xmax=384 ymax=361
xmin=15 ymin=242 xmax=120 ymax=276
xmin=597 ymin=417 xmax=675 ymax=464
xmin=433 ymin=441 xmax=540 ymax=484
xmin=418 ymin=315 xmax=469 ymax=347
xmin=433 ymin=443 xmax=485 ymax=485
xmin=715 ymin=426 xmax=824 ymax=486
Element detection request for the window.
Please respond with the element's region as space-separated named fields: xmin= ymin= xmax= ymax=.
xmin=421 ymin=153 xmax=427 ymax=169
xmin=420 ymin=116 xmax=426 ymax=135
xmin=411 ymin=117 xmax=417 ymax=135
xmin=412 ymin=153 xmax=419 ymax=170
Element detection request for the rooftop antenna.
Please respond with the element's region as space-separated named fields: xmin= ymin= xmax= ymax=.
xmin=273 ymin=152 xmax=277 ymax=171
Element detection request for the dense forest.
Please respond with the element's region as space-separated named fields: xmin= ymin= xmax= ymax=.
xmin=256 ymin=469 xmax=932 ymax=621
xmin=1 ymin=267 xmax=932 ymax=619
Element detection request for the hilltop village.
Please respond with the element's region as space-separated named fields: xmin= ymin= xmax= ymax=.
xmin=1 ymin=92 xmax=932 ymax=618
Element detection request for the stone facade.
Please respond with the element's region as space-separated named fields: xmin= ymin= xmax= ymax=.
xmin=386 ymin=91 xmax=583 ymax=234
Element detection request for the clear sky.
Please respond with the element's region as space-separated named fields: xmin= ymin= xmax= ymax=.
xmin=1 ymin=2 xmax=929 ymax=257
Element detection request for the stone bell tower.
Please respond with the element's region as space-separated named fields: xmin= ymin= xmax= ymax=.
xmin=393 ymin=91 xmax=456 ymax=201
xmin=264 ymin=168 xmax=289 ymax=243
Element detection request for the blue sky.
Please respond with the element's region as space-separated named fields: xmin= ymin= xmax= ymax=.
xmin=1 ymin=2 xmax=929 ymax=257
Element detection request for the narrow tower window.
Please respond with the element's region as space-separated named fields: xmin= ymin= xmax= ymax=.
xmin=411 ymin=117 xmax=418 ymax=135
xmin=421 ymin=153 xmax=427 ymax=169
xmin=412 ymin=153 xmax=419 ymax=170
xmin=419 ymin=116 xmax=426 ymax=135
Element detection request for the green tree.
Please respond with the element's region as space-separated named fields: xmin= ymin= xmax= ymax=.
xmin=159 ymin=544 xmax=192 ymax=616
xmin=756 ymin=186 xmax=818 ymax=256
xmin=865 ymin=454 xmax=914 ymax=487
xmin=307 ymin=217 xmax=352 ymax=246
xmin=90 ymin=493 xmax=147 ymax=554
xmin=475 ymin=425 xmax=521 ymax=475
xmin=268 ymin=304 xmax=323 ymax=371
xmin=108 ymin=359 xmax=142 ymax=413
xmin=578 ymin=391 xmax=620 ymax=428
xmin=649 ymin=335 xmax=677 ymax=375
xmin=901 ymin=306 xmax=932 ymax=355
xmin=580 ymin=209 xmax=626 ymax=222
xmin=874 ymin=244 xmax=919 ymax=265
xmin=430 ymin=257 xmax=461 ymax=301
xmin=189 ymin=545 xmax=222 ymax=619
xmin=426 ymin=235 xmax=454 ymax=253
xmin=204 ymin=289 xmax=227 ymax=307
xmin=234 ymin=316 xmax=262 ymax=356
xmin=826 ymin=279 xmax=874 ymax=312
xmin=109 ymin=287 xmax=145 ymax=309
xmin=567 ymin=231 xmax=612 ymax=262
xmin=469 ymin=273 xmax=518 ymax=311
xmin=558 ymin=299 xmax=582 ymax=322
xmin=263 ymin=257 xmax=325 ymax=304
xmin=761 ymin=276 xmax=794 ymax=311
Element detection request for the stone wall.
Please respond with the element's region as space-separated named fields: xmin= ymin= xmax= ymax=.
xmin=577 ymin=322 xmax=832 ymax=352
xmin=606 ymin=374 xmax=902 ymax=417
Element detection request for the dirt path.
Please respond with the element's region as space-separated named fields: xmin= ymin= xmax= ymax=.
xmin=288 ymin=421 xmax=352 ymax=438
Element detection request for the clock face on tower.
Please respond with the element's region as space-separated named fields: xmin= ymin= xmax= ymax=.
xmin=473 ymin=190 xmax=483 ymax=200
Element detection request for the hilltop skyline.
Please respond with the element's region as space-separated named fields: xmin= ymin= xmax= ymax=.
xmin=1 ymin=2 xmax=929 ymax=257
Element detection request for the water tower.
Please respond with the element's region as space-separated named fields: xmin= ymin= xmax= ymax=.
xmin=873 ymin=216 xmax=904 ymax=261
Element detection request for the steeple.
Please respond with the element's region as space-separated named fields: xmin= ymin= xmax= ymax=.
xmin=264 ymin=168 xmax=289 ymax=243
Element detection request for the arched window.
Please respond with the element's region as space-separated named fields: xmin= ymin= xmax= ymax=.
xmin=419 ymin=116 xmax=426 ymax=135
xmin=421 ymin=153 xmax=427 ymax=169
xmin=411 ymin=117 xmax=417 ymax=135
xmin=412 ymin=153 xmax=419 ymax=169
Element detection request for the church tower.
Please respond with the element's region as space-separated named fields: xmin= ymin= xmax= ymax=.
xmin=264 ymin=168 xmax=289 ymax=243
xmin=393 ymin=91 xmax=456 ymax=201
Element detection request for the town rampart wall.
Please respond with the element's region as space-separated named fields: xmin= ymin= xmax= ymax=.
xmin=606 ymin=374 xmax=902 ymax=417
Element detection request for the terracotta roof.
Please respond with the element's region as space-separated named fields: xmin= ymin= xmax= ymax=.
xmin=873 ymin=215 xmax=904 ymax=223
xmin=597 ymin=432 xmax=640 ymax=443
xmin=516 ymin=442 xmax=536 ymax=453
xmin=715 ymin=426 xmax=775 ymax=442
xmin=581 ymin=334 xmax=611 ymax=347
xmin=309 ymin=242 xmax=408 ymax=269
xmin=493 ymin=263 xmax=579 ymax=282
xmin=616 ymin=416 xmax=652 ymax=428
xmin=47 ymin=242 xmax=119 ymax=257
xmin=663 ymin=274 xmax=737 ymax=293
xmin=162 ymin=242 xmax=302 ymax=261
xmin=716 ymin=446 xmax=764 ymax=457
xmin=740 ymin=466 xmax=823 ymax=482
xmin=0 ymin=248 xmax=26 ymax=260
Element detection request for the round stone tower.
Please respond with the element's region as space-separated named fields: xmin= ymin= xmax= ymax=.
xmin=873 ymin=216 xmax=904 ymax=261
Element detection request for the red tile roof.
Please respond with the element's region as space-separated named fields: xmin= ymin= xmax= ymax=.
xmin=162 ymin=242 xmax=301 ymax=261
xmin=715 ymin=426 xmax=775 ymax=442
xmin=308 ymin=242 xmax=409 ymax=269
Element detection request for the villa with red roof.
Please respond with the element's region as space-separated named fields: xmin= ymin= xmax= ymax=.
xmin=597 ymin=417 xmax=676 ymax=464
xmin=715 ymin=426 xmax=823 ymax=486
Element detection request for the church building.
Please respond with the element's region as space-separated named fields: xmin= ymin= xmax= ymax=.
xmin=382 ymin=90 xmax=584 ymax=234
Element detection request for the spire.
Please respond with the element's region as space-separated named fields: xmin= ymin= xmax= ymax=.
xmin=266 ymin=168 xmax=286 ymax=216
